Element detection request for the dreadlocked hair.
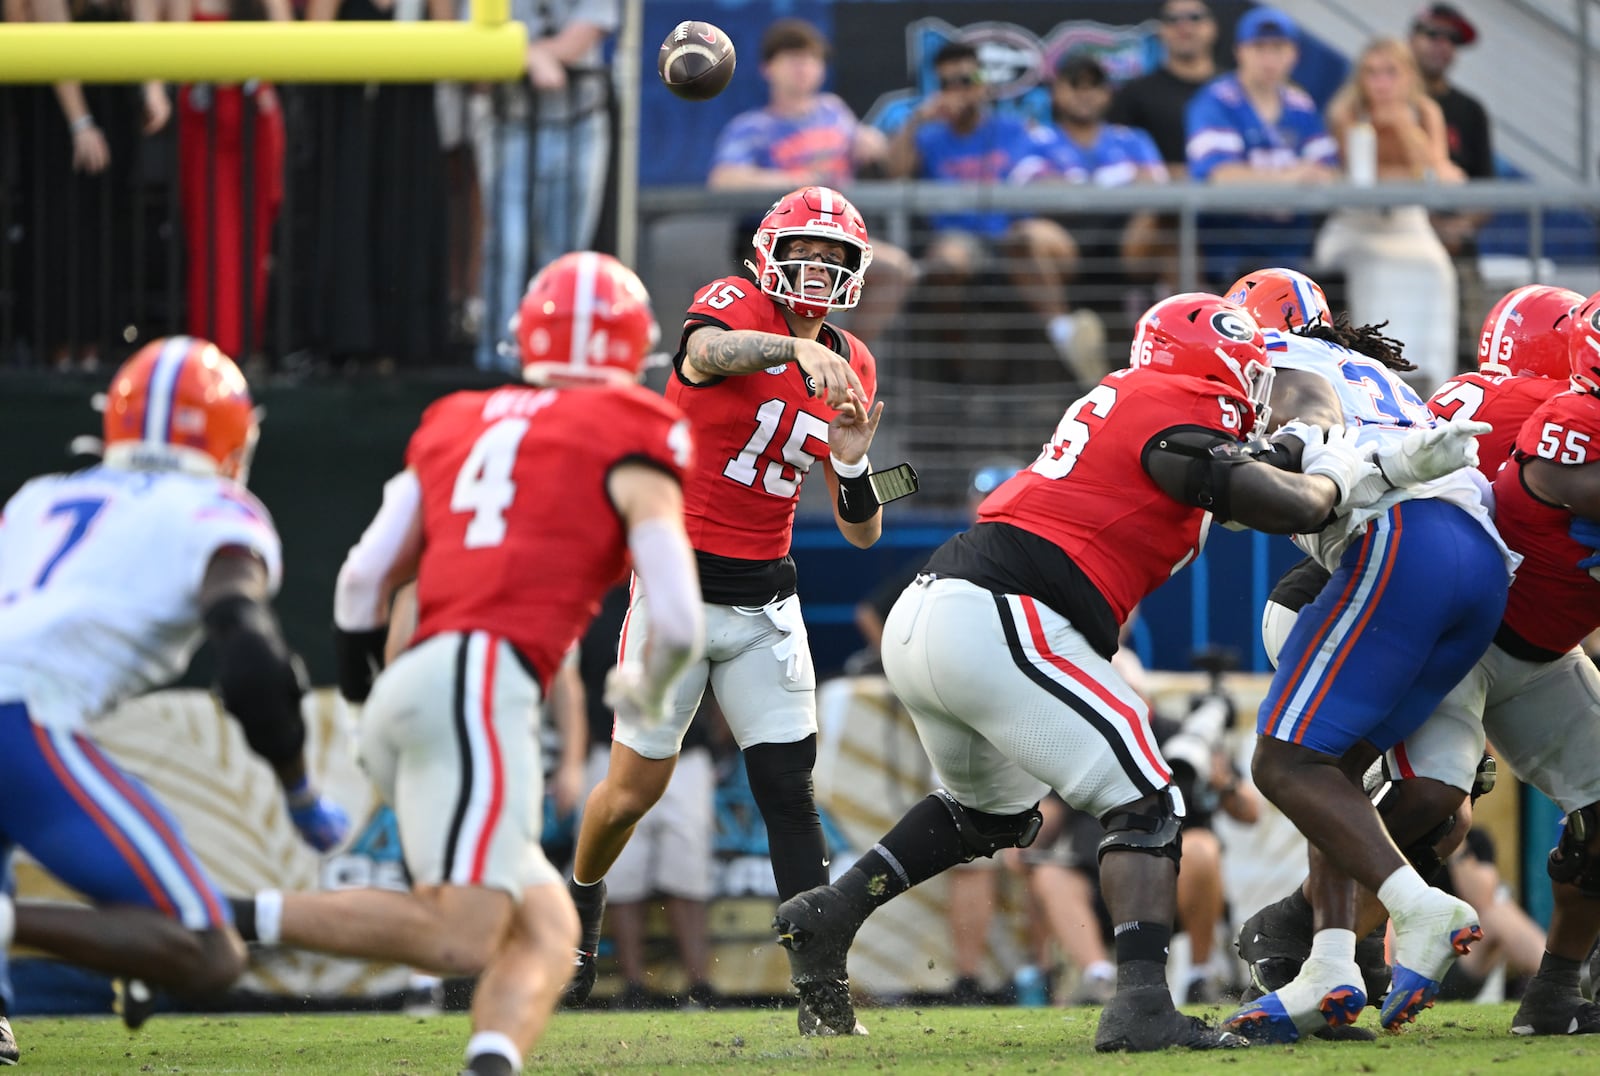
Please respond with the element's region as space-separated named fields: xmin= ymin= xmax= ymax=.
xmin=1294 ymin=313 xmax=1415 ymax=372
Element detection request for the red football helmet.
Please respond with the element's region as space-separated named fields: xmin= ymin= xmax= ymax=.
xmin=1570 ymin=290 xmax=1600 ymax=395
xmin=1224 ymin=267 xmax=1331 ymax=331
xmin=102 ymin=336 xmax=259 ymax=482
xmin=748 ymin=185 xmax=873 ymax=319
xmin=515 ymin=251 xmax=660 ymax=385
xmin=1131 ymin=293 xmax=1274 ymax=435
xmin=1478 ymin=284 xmax=1583 ymax=379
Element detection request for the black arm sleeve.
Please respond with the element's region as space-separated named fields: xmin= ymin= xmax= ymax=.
xmin=204 ymin=594 xmax=307 ymax=769
xmin=1141 ymin=426 xmax=1254 ymax=523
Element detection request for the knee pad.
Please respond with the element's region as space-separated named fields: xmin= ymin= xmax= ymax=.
xmin=1096 ymin=788 xmax=1185 ymax=867
xmin=1549 ymin=804 xmax=1600 ymax=897
xmin=929 ymin=789 xmax=1043 ymax=862
xmin=742 ymin=738 xmax=819 ymax=831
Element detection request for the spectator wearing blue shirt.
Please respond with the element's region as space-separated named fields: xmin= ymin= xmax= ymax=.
xmin=1012 ymin=54 xmax=1171 ymax=357
xmin=707 ymin=18 xmax=912 ymax=349
xmin=886 ymin=41 xmax=1106 ymax=381
xmin=1185 ymin=8 xmax=1340 ymax=286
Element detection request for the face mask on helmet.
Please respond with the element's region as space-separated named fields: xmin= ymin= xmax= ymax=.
xmin=1132 ymin=293 xmax=1274 ymax=435
xmin=516 ymin=251 xmax=660 ymax=385
xmin=1569 ymin=290 xmax=1600 ymax=395
xmin=100 ymin=335 xmax=259 ymax=483
xmin=1479 ymin=284 xmax=1584 ymax=380
xmin=748 ymin=186 xmax=873 ymax=319
xmin=1225 ymin=267 xmax=1331 ymax=331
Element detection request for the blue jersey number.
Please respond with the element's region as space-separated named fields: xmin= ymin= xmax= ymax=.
xmin=1339 ymin=358 xmax=1426 ymax=427
xmin=34 ymin=497 xmax=108 ymax=588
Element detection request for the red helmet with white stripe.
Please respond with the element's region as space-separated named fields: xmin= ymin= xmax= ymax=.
xmin=1132 ymin=293 xmax=1274 ymax=435
xmin=102 ymin=336 xmax=259 ymax=483
xmin=749 ymin=185 xmax=873 ymax=319
xmin=1224 ymin=267 xmax=1331 ymax=331
xmin=514 ymin=251 xmax=660 ymax=385
xmin=1478 ymin=284 xmax=1583 ymax=379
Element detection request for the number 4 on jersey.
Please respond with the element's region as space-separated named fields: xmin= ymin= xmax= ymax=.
xmin=452 ymin=418 xmax=529 ymax=548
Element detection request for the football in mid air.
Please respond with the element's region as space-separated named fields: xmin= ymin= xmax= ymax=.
xmin=658 ymin=20 xmax=736 ymax=101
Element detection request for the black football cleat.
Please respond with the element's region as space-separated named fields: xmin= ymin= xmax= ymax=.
xmin=1094 ymin=986 xmax=1247 ymax=1052
xmin=774 ymin=884 xmax=864 ymax=1037
xmin=562 ymin=879 xmax=607 ymax=1008
xmin=1511 ymin=982 xmax=1600 ymax=1036
xmin=114 ymin=978 xmax=156 ymax=1031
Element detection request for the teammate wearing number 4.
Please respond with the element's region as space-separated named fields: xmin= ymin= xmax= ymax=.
xmin=563 ymin=186 xmax=908 ymax=1036
xmin=771 ymin=292 xmax=1457 ymax=1051
xmin=228 ymin=253 xmax=706 ymax=1076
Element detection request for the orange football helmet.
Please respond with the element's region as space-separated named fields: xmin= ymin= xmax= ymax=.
xmin=1478 ymin=284 xmax=1583 ymax=379
xmin=515 ymin=251 xmax=660 ymax=385
xmin=102 ymin=336 xmax=258 ymax=483
xmin=1225 ymin=267 xmax=1332 ymax=331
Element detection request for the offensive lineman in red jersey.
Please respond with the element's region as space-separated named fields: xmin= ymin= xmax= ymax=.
xmin=1429 ymin=284 xmax=1585 ymax=475
xmin=564 ymin=186 xmax=891 ymax=1035
xmin=229 ymin=253 xmax=705 ymax=1076
xmin=771 ymin=293 xmax=1393 ymax=1051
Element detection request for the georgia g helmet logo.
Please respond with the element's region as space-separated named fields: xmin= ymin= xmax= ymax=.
xmin=1211 ymin=309 xmax=1257 ymax=344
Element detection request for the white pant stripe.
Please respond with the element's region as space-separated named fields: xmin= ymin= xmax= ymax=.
xmin=51 ymin=728 xmax=210 ymax=929
xmin=1270 ymin=517 xmax=1394 ymax=739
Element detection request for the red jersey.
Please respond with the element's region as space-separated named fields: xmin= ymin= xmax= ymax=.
xmin=1428 ymin=371 xmax=1567 ymax=482
xmin=1492 ymin=390 xmax=1600 ymax=653
xmin=668 ymin=276 xmax=876 ymax=562
xmin=977 ymin=367 xmax=1248 ymax=624
xmin=406 ymin=383 xmax=691 ymax=688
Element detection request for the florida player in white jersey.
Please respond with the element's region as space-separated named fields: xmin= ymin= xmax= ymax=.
xmin=769 ymin=293 xmax=1425 ymax=1052
xmin=229 ymin=254 xmax=704 ymax=1076
xmin=1236 ymin=282 xmax=1585 ymax=1030
xmin=1215 ymin=269 xmax=1515 ymax=1041
xmin=0 ymin=337 xmax=345 ymax=1048
xmin=562 ymin=186 xmax=895 ymax=1036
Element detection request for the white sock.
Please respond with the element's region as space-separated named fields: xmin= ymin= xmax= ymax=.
xmin=1308 ymin=928 xmax=1357 ymax=965
xmin=1047 ymin=313 xmax=1076 ymax=351
xmin=0 ymin=892 xmax=13 ymax=947
xmin=1376 ymin=867 xmax=1431 ymax=921
xmin=465 ymin=1030 xmax=522 ymax=1073
xmin=255 ymin=889 xmax=284 ymax=946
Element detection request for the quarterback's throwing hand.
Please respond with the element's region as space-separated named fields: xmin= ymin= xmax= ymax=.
xmin=795 ymin=338 xmax=865 ymax=411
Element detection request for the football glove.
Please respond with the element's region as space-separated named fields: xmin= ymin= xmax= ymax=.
xmin=1374 ymin=417 xmax=1492 ymax=488
xmin=285 ymin=779 xmax=351 ymax=853
xmin=1300 ymin=424 xmax=1381 ymax=508
xmin=603 ymin=661 xmax=667 ymax=728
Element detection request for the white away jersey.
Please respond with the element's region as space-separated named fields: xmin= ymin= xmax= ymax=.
xmin=0 ymin=466 xmax=282 ymax=731
xmin=1264 ymin=331 xmax=1513 ymax=575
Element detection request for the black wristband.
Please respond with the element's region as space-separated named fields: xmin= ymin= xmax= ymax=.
xmin=334 ymin=625 xmax=389 ymax=703
xmin=836 ymin=469 xmax=878 ymax=524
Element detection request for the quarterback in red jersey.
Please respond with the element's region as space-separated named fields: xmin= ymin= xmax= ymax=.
xmin=771 ymin=293 xmax=1390 ymax=1052
xmin=564 ymin=186 xmax=893 ymax=1035
xmin=231 ymin=253 xmax=706 ymax=1076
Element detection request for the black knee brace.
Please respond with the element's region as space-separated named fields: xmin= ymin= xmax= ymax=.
xmin=1097 ymin=788 xmax=1185 ymax=866
xmin=929 ymin=789 xmax=1042 ymax=862
xmin=1549 ymin=804 xmax=1600 ymax=897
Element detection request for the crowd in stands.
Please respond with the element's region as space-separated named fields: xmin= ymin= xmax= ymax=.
xmin=1 ymin=1 xmax=1514 ymax=397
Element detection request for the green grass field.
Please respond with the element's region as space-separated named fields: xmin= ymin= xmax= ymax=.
xmin=10 ymin=1002 xmax=1600 ymax=1075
